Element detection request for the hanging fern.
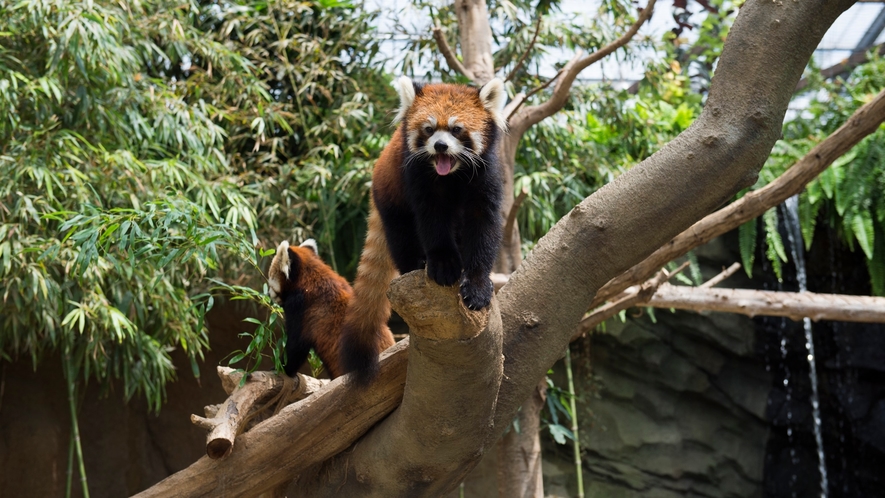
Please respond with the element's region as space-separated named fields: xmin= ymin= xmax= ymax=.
xmin=739 ymin=50 xmax=885 ymax=294
xmin=739 ymin=218 xmax=757 ymax=278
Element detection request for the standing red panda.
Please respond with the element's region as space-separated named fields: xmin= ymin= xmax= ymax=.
xmin=340 ymin=76 xmax=507 ymax=383
xmin=267 ymin=239 xmax=383 ymax=378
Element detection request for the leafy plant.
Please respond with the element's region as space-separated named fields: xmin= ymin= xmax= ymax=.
xmin=737 ymin=51 xmax=885 ymax=294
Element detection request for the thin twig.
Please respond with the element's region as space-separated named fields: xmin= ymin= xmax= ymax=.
xmin=572 ymin=261 xmax=688 ymax=340
xmin=431 ymin=23 xmax=473 ymax=79
xmin=506 ymin=68 xmax=564 ymax=122
xmin=699 ymin=262 xmax=741 ymax=288
xmin=505 ymin=17 xmax=544 ymax=82
xmin=503 ymin=187 xmax=529 ymax=243
xmin=510 ymin=0 xmax=656 ymax=133
xmin=573 ymin=260 xmax=687 ymax=337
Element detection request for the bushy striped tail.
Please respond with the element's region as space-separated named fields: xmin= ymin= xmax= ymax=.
xmin=340 ymin=200 xmax=397 ymax=383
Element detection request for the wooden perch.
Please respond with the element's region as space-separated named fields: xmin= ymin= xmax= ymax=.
xmin=645 ymin=284 xmax=885 ymax=323
xmin=300 ymin=270 xmax=504 ymax=496
xmin=190 ymin=367 xmax=329 ymax=459
xmin=135 ymin=340 xmax=410 ymax=497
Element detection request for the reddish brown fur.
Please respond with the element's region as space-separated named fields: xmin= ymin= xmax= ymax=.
xmin=403 ymin=84 xmax=490 ymax=135
xmin=341 ymin=82 xmax=499 ymax=382
xmin=267 ymin=244 xmax=354 ymax=378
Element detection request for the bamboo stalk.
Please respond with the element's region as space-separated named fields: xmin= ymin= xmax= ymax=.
xmin=63 ymin=354 xmax=90 ymax=498
xmin=564 ymin=347 xmax=584 ymax=498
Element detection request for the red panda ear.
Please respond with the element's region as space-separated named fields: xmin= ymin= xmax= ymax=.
xmin=392 ymin=76 xmax=417 ymax=125
xmin=274 ymin=240 xmax=291 ymax=278
xmin=479 ymin=78 xmax=507 ymax=130
xmin=299 ymin=238 xmax=318 ymax=254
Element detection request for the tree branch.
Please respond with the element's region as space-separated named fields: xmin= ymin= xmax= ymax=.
xmin=504 ymin=17 xmax=543 ymax=83
xmin=432 ymin=23 xmax=474 ymax=80
xmin=699 ymin=262 xmax=741 ymax=288
xmin=133 ymin=339 xmax=410 ymax=497
xmin=590 ymin=86 xmax=885 ymax=310
xmin=299 ymin=271 xmax=504 ymax=496
xmin=573 ymin=262 xmax=688 ymax=337
xmin=493 ymin=0 xmax=856 ymax=433
xmin=508 ymin=0 xmax=656 ymax=138
xmin=645 ymin=284 xmax=885 ymax=323
xmin=190 ymin=367 xmax=329 ymax=459
xmin=503 ymin=187 xmax=528 ymax=244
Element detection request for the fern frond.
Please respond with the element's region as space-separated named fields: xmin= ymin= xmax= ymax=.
xmin=870 ymin=226 xmax=885 ymax=297
xmin=739 ymin=219 xmax=757 ymax=278
xmin=853 ymin=210 xmax=876 ymax=260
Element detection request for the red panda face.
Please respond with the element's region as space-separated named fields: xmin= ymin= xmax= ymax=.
xmin=267 ymin=239 xmax=318 ymax=304
xmin=393 ymin=77 xmax=506 ymax=176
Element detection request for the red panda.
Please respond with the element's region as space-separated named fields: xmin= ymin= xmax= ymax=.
xmin=267 ymin=239 xmax=368 ymax=378
xmin=340 ymin=76 xmax=507 ymax=383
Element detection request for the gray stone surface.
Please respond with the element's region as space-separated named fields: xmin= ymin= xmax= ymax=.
xmin=541 ymin=306 xmax=770 ymax=498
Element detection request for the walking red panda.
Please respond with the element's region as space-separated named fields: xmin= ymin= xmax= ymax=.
xmin=340 ymin=76 xmax=507 ymax=383
xmin=267 ymin=239 xmax=372 ymax=378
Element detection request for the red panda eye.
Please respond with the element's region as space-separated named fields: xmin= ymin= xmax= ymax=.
xmin=451 ymin=126 xmax=462 ymax=135
xmin=424 ymin=126 xmax=434 ymax=134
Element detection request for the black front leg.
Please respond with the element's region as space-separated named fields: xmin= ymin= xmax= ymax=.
xmin=459 ymin=191 xmax=503 ymax=310
xmin=414 ymin=201 xmax=462 ymax=287
xmin=378 ymin=205 xmax=424 ymax=274
xmin=282 ymin=290 xmax=311 ymax=377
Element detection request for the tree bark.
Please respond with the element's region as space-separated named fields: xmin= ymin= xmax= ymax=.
xmin=296 ymin=271 xmax=504 ymax=496
xmin=491 ymin=0 xmax=856 ymax=433
xmin=455 ymin=0 xmax=495 ymax=85
xmin=495 ymin=380 xmax=546 ymax=498
xmin=645 ymin=284 xmax=885 ymax=323
xmin=189 ymin=367 xmax=329 ymax=459
xmin=136 ymin=1 xmax=860 ymax=496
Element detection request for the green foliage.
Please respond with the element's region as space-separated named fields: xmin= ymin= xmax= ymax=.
xmin=0 ymin=0 xmax=390 ymax=410
xmin=543 ymin=375 xmax=576 ymax=445
xmin=737 ymin=51 xmax=885 ymax=292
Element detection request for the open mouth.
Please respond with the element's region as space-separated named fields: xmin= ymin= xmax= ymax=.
xmin=435 ymin=154 xmax=454 ymax=176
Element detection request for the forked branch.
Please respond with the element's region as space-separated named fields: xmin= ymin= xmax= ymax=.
xmin=509 ymin=0 xmax=657 ymax=137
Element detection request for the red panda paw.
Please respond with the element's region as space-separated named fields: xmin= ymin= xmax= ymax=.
xmin=460 ymin=277 xmax=493 ymax=310
xmin=426 ymin=250 xmax=463 ymax=287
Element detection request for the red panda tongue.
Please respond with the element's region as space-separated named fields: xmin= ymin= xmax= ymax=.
xmin=435 ymin=155 xmax=453 ymax=176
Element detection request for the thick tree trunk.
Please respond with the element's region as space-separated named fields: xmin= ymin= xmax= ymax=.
xmin=491 ymin=0 xmax=855 ymax=433
xmin=495 ymin=379 xmax=546 ymax=498
xmin=295 ymin=271 xmax=504 ymax=497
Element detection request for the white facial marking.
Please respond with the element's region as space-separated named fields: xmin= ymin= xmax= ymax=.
xmin=276 ymin=240 xmax=290 ymax=278
xmin=407 ymin=130 xmax=419 ymax=151
xmin=470 ymin=131 xmax=484 ymax=155
xmin=425 ymin=130 xmax=464 ymax=155
xmin=299 ymin=238 xmax=317 ymax=254
xmin=425 ymin=130 xmax=465 ymax=173
xmin=447 ymin=116 xmax=458 ymax=128
xmin=392 ymin=76 xmax=416 ymax=125
xmin=427 ymin=116 xmax=437 ymax=128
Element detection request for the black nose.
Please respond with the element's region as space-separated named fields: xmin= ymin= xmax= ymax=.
xmin=434 ymin=141 xmax=448 ymax=153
